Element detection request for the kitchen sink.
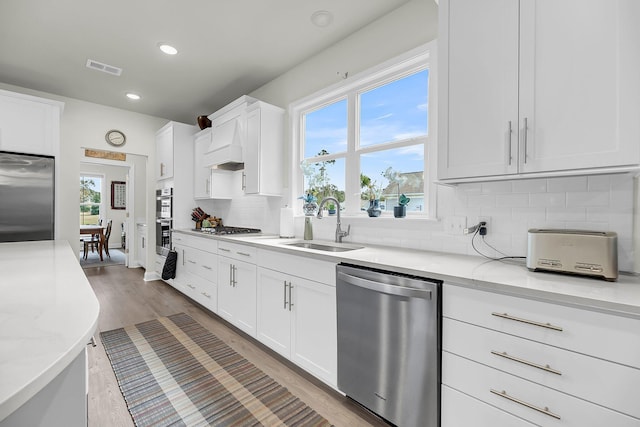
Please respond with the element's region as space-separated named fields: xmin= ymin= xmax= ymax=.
xmin=284 ymin=241 xmax=364 ymax=252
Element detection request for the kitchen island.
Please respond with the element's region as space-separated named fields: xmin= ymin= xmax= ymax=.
xmin=0 ymin=240 xmax=100 ymax=426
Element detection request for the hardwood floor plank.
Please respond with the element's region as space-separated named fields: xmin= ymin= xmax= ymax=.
xmin=85 ymin=265 xmax=388 ymax=427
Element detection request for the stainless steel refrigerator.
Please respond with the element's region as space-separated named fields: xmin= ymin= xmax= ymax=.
xmin=0 ymin=151 xmax=55 ymax=242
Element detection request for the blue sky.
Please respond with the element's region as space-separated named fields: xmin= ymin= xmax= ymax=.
xmin=303 ymin=69 xmax=428 ymax=193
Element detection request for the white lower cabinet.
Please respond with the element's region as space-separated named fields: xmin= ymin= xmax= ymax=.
xmin=441 ymin=284 xmax=640 ymax=426
xmin=256 ymin=267 xmax=337 ymax=386
xmin=171 ymin=232 xmax=218 ymax=312
xmin=256 ymin=250 xmax=337 ymax=387
xmin=218 ymin=255 xmax=257 ymax=337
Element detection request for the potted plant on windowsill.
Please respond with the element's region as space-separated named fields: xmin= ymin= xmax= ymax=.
xmin=361 ymin=174 xmax=382 ymax=217
xmin=394 ymin=185 xmax=410 ymax=218
xmin=327 ymin=202 xmax=336 ymax=215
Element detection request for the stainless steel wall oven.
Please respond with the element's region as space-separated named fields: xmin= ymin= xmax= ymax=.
xmin=155 ymin=188 xmax=172 ymax=256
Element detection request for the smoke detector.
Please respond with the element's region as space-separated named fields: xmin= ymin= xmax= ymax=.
xmin=85 ymin=59 xmax=122 ymax=76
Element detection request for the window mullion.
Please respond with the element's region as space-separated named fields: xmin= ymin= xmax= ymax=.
xmin=345 ymin=92 xmax=359 ymax=215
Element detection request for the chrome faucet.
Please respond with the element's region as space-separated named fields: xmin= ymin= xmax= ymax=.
xmin=317 ymin=197 xmax=350 ymax=243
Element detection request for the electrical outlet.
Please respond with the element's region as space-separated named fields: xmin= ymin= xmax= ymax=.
xmin=444 ymin=216 xmax=467 ymax=235
xmin=477 ymin=216 xmax=490 ymax=234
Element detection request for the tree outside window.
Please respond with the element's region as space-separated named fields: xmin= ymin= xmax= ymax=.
xmin=80 ymin=175 xmax=102 ymax=225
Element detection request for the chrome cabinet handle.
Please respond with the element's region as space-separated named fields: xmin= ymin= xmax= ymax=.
xmin=491 ymin=312 xmax=563 ymax=331
xmin=283 ymin=280 xmax=288 ymax=309
xmin=490 ymin=389 xmax=560 ymax=420
xmin=187 ymin=284 xmax=196 ymax=289
xmin=160 ymin=163 xmax=164 ymax=176
xmin=188 ymin=260 xmax=196 ymax=264
xmin=142 ymin=237 xmax=145 ymax=249
xmin=242 ymin=172 xmax=246 ymax=190
xmin=202 ymin=265 xmax=212 ymax=270
xmin=237 ymin=251 xmax=251 ymax=257
xmin=491 ymin=350 xmax=562 ymax=375
xmin=507 ymin=121 xmax=513 ymax=165
xmin=229 ymin=264 xmax=233 ymax=286
xmin=182 ymin=249 xmax=185 ymax=266
xmin=219 ymin=248 xmax=231 ymax=252
xmin=201 ymin=291 xmax=211 ymax=298
xmin=232 ymin=265 xmax=237 ymax=287
xmin=206 ymin=178 xmax=210 ymax=194
xmin=288 ymin=282 xmax=293 ymax=311
xmin=522 ymin=117 xmax=528 ymax=164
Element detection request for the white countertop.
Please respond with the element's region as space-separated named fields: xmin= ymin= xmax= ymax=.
xmin=0 ymin=240 xmax=100 ymax=421
xmin=176 ymin=229 xmax=640 ymax=319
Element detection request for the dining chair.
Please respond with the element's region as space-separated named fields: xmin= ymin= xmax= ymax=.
xmin=82 ymin=233 xmax=100 ymax=259
xmin=103 ymin=220 xmax=113 ymax=257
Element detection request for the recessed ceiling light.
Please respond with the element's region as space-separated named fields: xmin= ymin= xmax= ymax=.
xmin=158 ymin=43 xmax=178 ymax=55
xmin=310 ymin=10 xmax=333 ymax=28
xmin=126 ymin=93 xmax=141 ymax=101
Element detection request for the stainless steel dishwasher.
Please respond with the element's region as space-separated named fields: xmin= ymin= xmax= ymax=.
xmin=336 ymin=263 xmax=441 ymax=427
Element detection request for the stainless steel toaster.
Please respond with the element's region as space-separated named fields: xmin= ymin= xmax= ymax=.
xmin=527 ymin=229 xmax=618 ymax=281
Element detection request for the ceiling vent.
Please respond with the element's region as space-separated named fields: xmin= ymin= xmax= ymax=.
xmin=85 ymin=59 xmax=122 ymax=76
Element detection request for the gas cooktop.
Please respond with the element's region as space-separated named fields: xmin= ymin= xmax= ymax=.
xmin=195 ymin=226 xmax=262 ymax=235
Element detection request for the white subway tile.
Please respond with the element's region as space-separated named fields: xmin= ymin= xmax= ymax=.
xmin=529 ymin=192 xmax=566 ymax=208
xmin=587 ymin=175 xmax=611 ymax=191
xmin=547 ymin=207 xmax=586 ymax=222
xmin=481 ymin=181 xmax=512 ymax=193
xmin=512 ymin=207 xmax=546 ymax=221
xmin=513 ymin=178 xmax=547 ymax=193
xmin=566 ymin=191 xmax=610 ymax=207
xmin=547 ymin=176 xmax=588 ymax=192
xmin=467 ymin=194 xmax=496 ymax=208
xmin=496 ymin=193 xmax=529 ymax=208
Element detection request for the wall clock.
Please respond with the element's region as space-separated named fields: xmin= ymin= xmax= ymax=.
xmin=105 ymin=129 xmax=126 ymax=147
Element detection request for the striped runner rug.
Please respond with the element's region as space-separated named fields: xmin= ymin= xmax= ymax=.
xmin=100 ymin=313 xmax=332 ymax=427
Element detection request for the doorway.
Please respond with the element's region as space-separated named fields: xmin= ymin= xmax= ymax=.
xmin=80 ymin=149 xmax=147 ymax=269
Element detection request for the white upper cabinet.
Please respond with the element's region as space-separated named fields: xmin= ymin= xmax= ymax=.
xmin=438 ymin=0 xmax=640 ymax=181
xmin=155 ymin=123 xmax=174 ymax=180
xmin=193 ymin=128 xmax=212 ymax=199
xmin=243 ymin=101 xmax=284 ymax=196
xmin=0 ymin=89 xmax=63 ymax=157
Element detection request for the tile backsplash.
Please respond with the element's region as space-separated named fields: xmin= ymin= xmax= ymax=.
xmin=206 ymin=173 xmax=638 ymax=273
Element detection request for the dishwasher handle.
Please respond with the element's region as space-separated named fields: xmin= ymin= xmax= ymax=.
xmin=338 ymin=271 xmax=432 ymax=299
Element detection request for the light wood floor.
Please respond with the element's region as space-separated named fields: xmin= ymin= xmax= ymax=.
xmin=85 ymin=264 xmax=389 ymax=427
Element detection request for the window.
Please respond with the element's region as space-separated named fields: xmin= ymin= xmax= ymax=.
xmin=80 ymin=174 xmax=104 ymax=225
xmin=293 ymin=43 xmax=435 ymax=217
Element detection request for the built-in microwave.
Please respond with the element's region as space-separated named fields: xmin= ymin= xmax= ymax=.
xmin=155 ymin=188 xmax=172 ymax=256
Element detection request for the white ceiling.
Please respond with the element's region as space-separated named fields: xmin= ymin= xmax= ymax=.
xmin=0 ymin=0 xmax=413 ymax=124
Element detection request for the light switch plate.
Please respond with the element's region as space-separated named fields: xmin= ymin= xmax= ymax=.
xmin=444 ymin=216 xmax=467 ymax=235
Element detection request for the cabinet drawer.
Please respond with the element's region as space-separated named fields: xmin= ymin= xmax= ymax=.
xmin=184 ymin=248 xmax=217 ymax=282
xmin=257 ymin=249 xmax=336 ymax=286
xmin=443 ymin=284 xmax=640 ymax=368
xmin=442 ymin=385 xmax=536 ymax=427
xmin=443 ymin=352 xmax=638 ymax=427
xmin=182 ymin=272 xmax=217 ymax=313
xmin=172 ymin=232 xmax=218 ymax=253
xmin=443 ymin=317 xmax=640 ymax=418
xmin=217 ymin=240 xmax=257 ymax=262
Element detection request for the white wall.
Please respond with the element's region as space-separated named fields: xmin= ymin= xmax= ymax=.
xmin=0 ymin=82 xmax=166 ymax=268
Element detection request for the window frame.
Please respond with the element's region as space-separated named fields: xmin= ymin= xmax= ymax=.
xmin=79 ymin=173 xmax=105 ymax=225
xmin=290 ymin=42 xmax=437 ymax=219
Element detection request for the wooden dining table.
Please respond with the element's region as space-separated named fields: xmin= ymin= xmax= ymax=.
xmin=80 ymin=225 xmax=105 ymax=261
